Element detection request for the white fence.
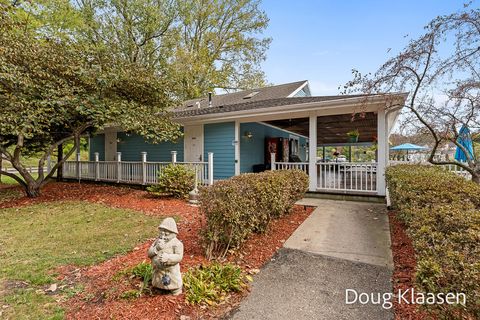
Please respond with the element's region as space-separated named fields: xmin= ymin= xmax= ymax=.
xmin=389 ymin=160 xmax=472 ymax=180
xmin=271 ymin=151 xmax=377 ymax=194
xmin=62 ymin=151 xmax=213 ymax=186
xmin=273 ymin=162 xmax=309 ymax=172
xmin=317 ymin=162 xmax=377 ymax=193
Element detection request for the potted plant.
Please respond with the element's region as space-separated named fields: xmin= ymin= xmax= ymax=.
xmin=346 ymin=129 xmax=360 ymax=143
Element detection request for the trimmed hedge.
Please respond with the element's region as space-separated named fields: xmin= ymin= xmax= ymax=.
xmin=200 ymin=170 xmax=309 ymax=259
xmin=147 ymin=164 xmax=195 ymax=198
xmin=386 ymin=165 xmax=480 ymax=319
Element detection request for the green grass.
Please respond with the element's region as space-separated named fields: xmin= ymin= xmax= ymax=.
xmin=0 ymin=172 xmax=38 ymax=185
xmin=0 ymin=201 xmax=161 ymax=319
xmin=2 ymin=289 xmax=64 ymax=320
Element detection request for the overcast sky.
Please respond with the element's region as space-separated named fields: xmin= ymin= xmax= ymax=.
xmin=260 ymin=0 xmax=466 ymax=96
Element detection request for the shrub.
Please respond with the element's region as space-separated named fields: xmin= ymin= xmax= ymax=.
xmin=200 ymin=170 xmax=308 ymax=259
xmin=183 ymin=263 xmax=249 ymax=305
xmin=115 ymin=261 xmax=153 ymax=296
xmin=386 ymin=165 xmax=480 ymax=319
xmin=147 ymin=164 xmax=195 ymax=198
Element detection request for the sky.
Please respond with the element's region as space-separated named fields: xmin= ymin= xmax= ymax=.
xmin=260 ymin=0 xmax=466 ymax=96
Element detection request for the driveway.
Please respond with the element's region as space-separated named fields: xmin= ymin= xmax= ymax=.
xmin=230 ymin=199 xmax=393 ymax=320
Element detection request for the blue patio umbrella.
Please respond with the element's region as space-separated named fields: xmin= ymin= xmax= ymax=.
xmin=390 ymin=143 xmax=428 ymax=151
xmin=390 ymin=143 xmax=428 ymax=160
xmin=454 ymin=125 xmax=475 ymax=162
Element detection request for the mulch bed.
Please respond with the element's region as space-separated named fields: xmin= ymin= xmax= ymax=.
xmin=0 ymin=182 xmax=314 ymax=319
xmin=388 ymin=211 xmax=434 ymax=320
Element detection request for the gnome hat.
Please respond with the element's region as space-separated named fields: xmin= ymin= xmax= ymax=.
xmin=158 ymin=217 xmax=178 ymax=234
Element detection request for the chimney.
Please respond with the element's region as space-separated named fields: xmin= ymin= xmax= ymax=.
xmin=208 ymin=92 xmax=212 ymax=107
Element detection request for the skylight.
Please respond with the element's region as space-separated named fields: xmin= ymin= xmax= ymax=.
xmin=243 ymin=91 xmax=259 ymax=99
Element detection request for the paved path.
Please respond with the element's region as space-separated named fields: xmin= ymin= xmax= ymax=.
xmin=230 ymin=199 xmax=393 ymax=320
xmin=285 ymin=198 xmax=392 ymax=268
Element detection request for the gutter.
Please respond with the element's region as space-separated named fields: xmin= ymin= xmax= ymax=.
xmin=175 ymin=93 xmax=408 ymax=123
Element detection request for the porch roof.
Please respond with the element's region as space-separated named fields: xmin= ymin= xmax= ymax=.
xmin=174 ymin=94 xmax=371 ymax=118
xmin=265 ymin=112 xmax=378 ymax=145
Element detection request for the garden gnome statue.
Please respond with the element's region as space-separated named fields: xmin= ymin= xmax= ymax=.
xmin=147 ymin=217 xmax=184 ymax=295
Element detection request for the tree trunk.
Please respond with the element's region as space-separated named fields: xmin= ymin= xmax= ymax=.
xmin=472 ymin=172 xmax=480 ymax=184
xmin=25 ymin=182 xmax=41 ymax=198
xmin=57 ymin=143 xmax=63 ymax=181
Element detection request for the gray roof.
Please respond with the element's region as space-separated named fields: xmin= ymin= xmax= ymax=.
xmin=176 ymin=80 xmax=308 ymax=111
xmin=174 ymin=94 xmax=371 ymax=118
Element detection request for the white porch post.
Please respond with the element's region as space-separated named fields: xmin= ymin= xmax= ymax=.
xmin=270 ymin=153 xmax=276 ymax=170
xmin=46 ymin=155 xmax=52 ymax=175
xmin=94 ymin=152 xmax=100 ymax=181
xmin=308 ymin=114 xmax=317 ymax=191
xmin=234 ymin=120 xmax=240 ymax=175
xmin=376 ymin=109 xmax=387 ymax=196
xmin=76 ymin=152 xmax=81 ymax=180
xmin=171 ymin=151 xmax=177 ymax=163
xmin=116 ymin=152 xmax=122 ymax=183
xmin=141 ymin=152 xmax=147 ymax=185
xmin=207 ymin=152 xmax=214 ymax=185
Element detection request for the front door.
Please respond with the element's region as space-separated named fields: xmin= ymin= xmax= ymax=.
xmin=184 ymin=125 xmax=204 ymax=162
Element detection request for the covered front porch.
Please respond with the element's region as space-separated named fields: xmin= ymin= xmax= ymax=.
xmin=218 ymin=98 xmax=402 ymax=196
xmin=265 ymin=112 xmax=381 ymax=195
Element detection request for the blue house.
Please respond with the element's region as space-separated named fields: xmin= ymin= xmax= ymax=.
xmin=85 ymin=80 xmax=407 ymax=196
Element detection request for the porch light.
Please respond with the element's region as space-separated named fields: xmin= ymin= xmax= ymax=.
xmin=244 ymin=131 xmax=253 ymax=139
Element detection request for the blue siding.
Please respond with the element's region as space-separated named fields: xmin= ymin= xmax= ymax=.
xmin=117 ymin=133 xmax=184 ymax=162
xmin=89 ymin=134 xmax=105 ymax=161
xmin=240 ymin=123 xmax=307 ymax=173
xmin=89 ymin=132 xmax=183 ymax=162
xmin=204 ymin=122 xmax=235 ymax=179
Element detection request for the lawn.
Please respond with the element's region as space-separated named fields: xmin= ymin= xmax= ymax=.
xmin=0 ymin=200 xmax=160 ymax=319
xmin=0 ymin=172 xmax=38 ymax=185
xmin=0 ymin=181 xmax=313 ymax=319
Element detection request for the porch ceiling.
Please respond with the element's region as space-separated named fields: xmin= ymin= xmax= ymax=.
xmin=264 ymin=112 xmax=378 ymax=145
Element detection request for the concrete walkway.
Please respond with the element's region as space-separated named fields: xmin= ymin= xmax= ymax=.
xmin=230 ymin=199 xmax=393 ymax=320
xmin=285 ymin=199 xmax=392 ymax=268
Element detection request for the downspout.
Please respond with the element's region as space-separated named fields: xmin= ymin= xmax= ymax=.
xmin=384 ymin=104 xmax=404 ymax=206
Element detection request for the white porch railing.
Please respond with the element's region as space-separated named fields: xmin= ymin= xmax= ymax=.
xmin=273 ymin=162 xmax=309 ymax=173
xmin=62 ymin=151 xmax=213 ymax=186
xmin=317 ymin=162 xmax=377 ymax=193
xmin=271 ymin=152 xmax=378 ymax=194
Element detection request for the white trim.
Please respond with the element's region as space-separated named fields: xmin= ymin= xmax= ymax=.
xmin=308 ymin=114 xmax=317 ymax=191
xmin=258 ymin=121 xmax=309 ymax=139
xmin=287 ymin=80 xmax=309 ymax=97
xmin=376 ymin=109 xmax=387 ymax=196
xmin=234 ymin=120 xmax=240 ymax=175
xmin=176 ymin=94 xmax=408 ymax=125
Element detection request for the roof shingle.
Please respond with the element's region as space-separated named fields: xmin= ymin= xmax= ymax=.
xmin=176 ymin=80 xmax=308 ymax=111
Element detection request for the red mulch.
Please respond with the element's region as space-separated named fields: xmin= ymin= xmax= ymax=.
xmin=388 ymin=211 xmax=434 ymax=320
xmin=0 ymin=182 xmax=314 ymax=319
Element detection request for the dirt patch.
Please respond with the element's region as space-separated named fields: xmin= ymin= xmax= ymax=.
xmin=0 ymin=280 xmax=31 ymax=297
xmin=1 ymin=182 xmax=314 ymax=319
xmin=388 ymin=211 xmax=433 ymax=320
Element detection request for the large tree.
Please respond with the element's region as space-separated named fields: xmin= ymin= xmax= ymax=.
xmin=37 ymin=0 xmax=270 ymax=100
xmin=0 ymin=4 xmax=181 ymax=197
xmin=345 ymin=6 xmax=480 ymax=183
